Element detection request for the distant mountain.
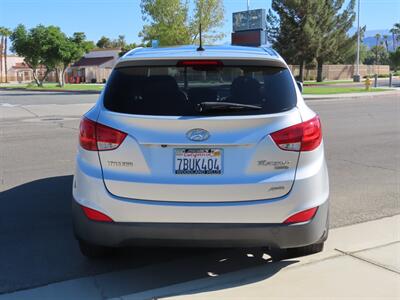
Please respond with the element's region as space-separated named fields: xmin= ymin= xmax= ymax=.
xmin=364 ymin=30 xmax=395 ymax=51
xmin=349 ymin=28 xmax=395 ymax=51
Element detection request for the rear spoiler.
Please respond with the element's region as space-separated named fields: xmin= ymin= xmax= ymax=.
xmin=115 ymin=58 xmax=288 ymax=69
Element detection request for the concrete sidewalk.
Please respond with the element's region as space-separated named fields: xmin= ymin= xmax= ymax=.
xmin=1 ymin=215 xmax=398 ymax=300
xmin=122 ymin=215 xmax=400 ymax=300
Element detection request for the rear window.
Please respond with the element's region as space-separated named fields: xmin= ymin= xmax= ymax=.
xmin=103 ymin=64 xmax=297 ymax=116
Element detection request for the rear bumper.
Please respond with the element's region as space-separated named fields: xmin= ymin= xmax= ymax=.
xmin=72 ymin=198 xmax=329 ymax=248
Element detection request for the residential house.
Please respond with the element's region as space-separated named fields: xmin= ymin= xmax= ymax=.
xmin=67 ymin=48 xmax=120 ymax=83
xmin=0 ymin=55 xmax=56 ymax=83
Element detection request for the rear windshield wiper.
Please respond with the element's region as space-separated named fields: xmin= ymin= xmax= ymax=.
xmin=196 ymin=102 xmax=262 ymax=113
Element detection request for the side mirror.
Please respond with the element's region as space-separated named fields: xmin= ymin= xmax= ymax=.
xmin=296 ymin=81 xmax=303 ymax=93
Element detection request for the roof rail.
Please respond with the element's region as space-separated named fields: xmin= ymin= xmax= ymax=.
xmin=260 ymin=46 xmax=278 ymax=57
xmin=123 ymin=47 xmax=144 ymax=58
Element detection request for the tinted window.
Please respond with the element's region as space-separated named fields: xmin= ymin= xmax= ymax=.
xmin=103 ymin=65 xmax=296 ymax=116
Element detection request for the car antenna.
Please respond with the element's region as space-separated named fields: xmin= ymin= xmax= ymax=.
xmin=197 ymin=13 xmax=204 ymax=51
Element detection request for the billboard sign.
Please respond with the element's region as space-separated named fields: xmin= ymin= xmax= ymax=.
xmin=231 ymin=30 xmax=266 ymax=47
xmin=232 ymin=9 xmax=266 ymax=32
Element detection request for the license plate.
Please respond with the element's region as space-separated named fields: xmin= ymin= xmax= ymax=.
xmin=174 ymin=149 xmax=223 ymax=175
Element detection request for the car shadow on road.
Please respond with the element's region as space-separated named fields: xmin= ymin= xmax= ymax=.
xmin=0 ymin=175 xmax=298 ymax=296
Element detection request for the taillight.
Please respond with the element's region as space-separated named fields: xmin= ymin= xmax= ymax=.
xmin=80 ymin=205 xmax=113 ymax=222
xmin=270 ymin=115 xmax=322 ymax=152
xmin=177 ymin=60 xmax=223 ymax=67
xmin=79 ymin=117 xmax=127 ymax=151
xmin=283 ymin=207 xmax=318 ymax=224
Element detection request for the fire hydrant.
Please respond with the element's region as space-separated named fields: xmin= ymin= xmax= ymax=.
xmin=365 ymin=77 xmax=371 ymax=91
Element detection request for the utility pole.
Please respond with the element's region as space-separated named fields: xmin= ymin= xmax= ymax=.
xmin=353 ymin=0 xmax=361 ymax=82
xmin=247 ymin=0 xmax=250 ymax=30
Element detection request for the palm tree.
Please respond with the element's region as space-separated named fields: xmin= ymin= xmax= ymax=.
xmin=389 ymin=29 xmax=396 ymax=50
xmin=0 ymin=37 xmax=3 ymax=83
xmin=383 ymin=34 xmax=389 ymax=52
xmin=0 ymin=27 xmax=5 ymax=83
xmin=390 ymin=23 xmax=400 ymax=50
xmin=1 ymin=28 xmax=12 ymax=83
xmin=374 ymin=33 xmax=381 ymax=64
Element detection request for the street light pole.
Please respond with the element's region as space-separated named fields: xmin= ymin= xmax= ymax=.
xmin=247 ymin=0 xmax=250 ymax=30
xmin=354 ymin=0 xmax=361 ymax=82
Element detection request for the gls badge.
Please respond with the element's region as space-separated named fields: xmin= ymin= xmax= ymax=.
xmin=186 ymin=128 xmax=210 ymax=141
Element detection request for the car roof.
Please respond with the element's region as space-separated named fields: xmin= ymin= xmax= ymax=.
xmin=117 ymin=45 xmax=286 ymax=68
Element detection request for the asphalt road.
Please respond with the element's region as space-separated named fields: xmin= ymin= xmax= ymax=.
xmin=0 ymin=90 xmax=98 ymax=105
xmin=0 ymin=90 xmax=399 ymax=294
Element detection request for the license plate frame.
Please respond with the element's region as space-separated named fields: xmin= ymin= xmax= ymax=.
xmin=174 ymin=148 xmax=223 ymax=175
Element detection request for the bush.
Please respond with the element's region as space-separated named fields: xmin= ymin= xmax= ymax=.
xmin=389 ymin=47 xmax=400 ymax=71
xmin=377 ymin=74 xmax=390 ymax=78
xmin=91 ymin=78 xmax=97 ymax=83
xmin=102 ymin=79 xmax=106 ymax=84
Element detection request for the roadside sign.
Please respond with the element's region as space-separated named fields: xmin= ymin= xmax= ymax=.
xmin=233 ymin=9 xmax=266 ymax=32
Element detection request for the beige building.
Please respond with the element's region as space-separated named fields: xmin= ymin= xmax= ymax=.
xmin=0 ymin=55 xmax=56 ymax=83
xmin=66 ymin=48 xmax=120 ymax=83
xmin=1 ymin=55 xmax=31 ymax=83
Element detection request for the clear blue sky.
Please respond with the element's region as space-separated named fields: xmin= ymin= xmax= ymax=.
xmin=1 ymin=0 xmax=399 ymax=49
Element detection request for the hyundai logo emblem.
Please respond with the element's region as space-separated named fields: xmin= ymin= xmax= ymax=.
xmin=186 ymin=128 xmax=210 ymax=141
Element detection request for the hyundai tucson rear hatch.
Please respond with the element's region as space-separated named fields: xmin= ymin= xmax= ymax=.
xmin=94 ymin=60 xmax=301 ymax=202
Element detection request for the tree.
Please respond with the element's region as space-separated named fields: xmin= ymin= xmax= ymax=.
xmin=374 ymin=33 xmax=381 ymax=48
xmin=382 ymin=34 xmax=389 ymax=52
xmin=269 ymin=0 xmax=357 ymax=82
xmin=0 ymin=29 xmax=3 ymax=82
xmin=267 ymin=1 xmax=322 ymax=81
xmin=140 ymin=0 xmax=191 ymax=46
xmin=389 ymin=23 xmax=400 ymax=50
xmin=139 ymin=0 xmax=224 ymax=46
xmin=72 ymin=32 xmax=95 ymax=52
xmin=11 ymin=24 xmax=48 ymax=86
xmin=313 ymin=0 xmax=356 ymax=82
xmin=96 ymin=36 xmax=112 ymax=48
xmin=189 ymin=0 xmax=225 ymax=44
xmin=390 ymin=47 xmax=400 ymax=70
xmin=96 ymin=35 xmax=130 ymax=49
xmin=336 ymin=26 xmax=366 ymax=64
xmin=114 ymin=35 xmax=127 ymax=48
xmin=364 ymin=45 xmax=389 ymax=65
xmin=374 ymin=34 xmax=382 ymax=64
xmin=55 ymin=32 xmax=94 ymax=87
xmin=0 ymin=27 xmax=12 ymax=82
xmin=11 ymin=25 xmax=93 ymax=86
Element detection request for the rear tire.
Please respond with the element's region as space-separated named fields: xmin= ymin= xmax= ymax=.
xmin=78 ymin=239 xmax=114 ymax=259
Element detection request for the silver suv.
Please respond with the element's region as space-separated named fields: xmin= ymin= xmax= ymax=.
xmin=73 ymin=45 xmax=329 ymax=258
